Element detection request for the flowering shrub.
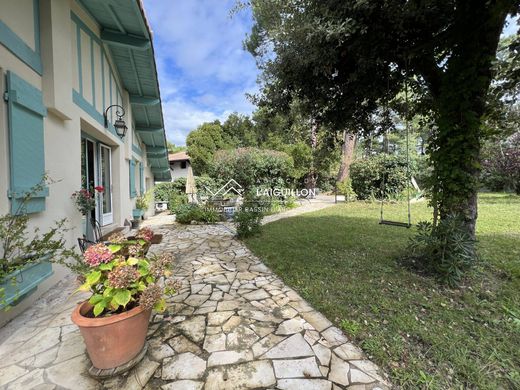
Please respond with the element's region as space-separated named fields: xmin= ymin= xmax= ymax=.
xmin=71 ymin=189 xmax=96 ymax=215
xmin=83 ymin=243 xmax=114 ymax=267
xmin=78 ymin=244 xmax=178 ymax=317
xmin=136 ymin=227 xmax=154 ymax=242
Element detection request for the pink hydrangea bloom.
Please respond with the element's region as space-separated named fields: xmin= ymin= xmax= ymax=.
xmin=136 ymin=227 xmax=154 ymax=242
xmin=84 ymin=243 xmax=114 ymax=267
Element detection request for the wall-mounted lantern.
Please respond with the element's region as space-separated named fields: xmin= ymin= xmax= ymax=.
xmin=103 ymin=104 xmax=128 ymax=139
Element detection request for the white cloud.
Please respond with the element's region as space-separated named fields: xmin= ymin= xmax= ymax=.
xmin=143 ymin=0 xmax=259 ymax=145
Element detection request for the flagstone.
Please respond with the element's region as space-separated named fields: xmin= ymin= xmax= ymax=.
xmin=207 ymin=350 xmax=253 ymax=367
xmin=328 ymin=354 xmax=350 ymax=386
xmin=205 ymin=360 xmax=276 ymax=390
xmin=277 ymin=379 xmax=332 ymax=390
xmin=162 ymin=353 xmax=206 ymax=380
xmin=263 ymin=334 xmax=314 ymax=359
xmin=0 ymin=365 xmax=29 ymax=387
xmin=203 ymin=333 xmax=227 ymax=352
xmin=168 ymin=335 xmax=202 ymax=354
xmin=177 ymin=316 xmax=206 ymax=343
xmin=161 ymin=380 xmax=204 ymax=390
xmin=273 ymin=356 xmax=322 ymax=378
xmin=207 ymin=311 xmax=234 ymax=326
xmin=275 ymin=317 xmax=306 ymax=335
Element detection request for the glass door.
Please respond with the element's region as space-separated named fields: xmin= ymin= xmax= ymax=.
xmin=98 ymin=144 xmax=113 ymax=225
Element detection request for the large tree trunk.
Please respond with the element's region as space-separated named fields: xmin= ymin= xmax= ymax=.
xmin=336 ymin=131 xmax=356 ymax=182
xmin=425 ymin=2 xmax=511 ymax=240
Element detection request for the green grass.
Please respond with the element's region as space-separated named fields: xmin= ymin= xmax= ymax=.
xmin=244 ymin=193 xmax=520 ymax=389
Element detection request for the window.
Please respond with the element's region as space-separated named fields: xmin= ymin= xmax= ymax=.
xmin=181 ymin=161 xmax=187 ymax=169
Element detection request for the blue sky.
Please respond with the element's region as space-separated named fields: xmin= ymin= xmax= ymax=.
xmin=142 ymin=0 xmax=258 ymax=146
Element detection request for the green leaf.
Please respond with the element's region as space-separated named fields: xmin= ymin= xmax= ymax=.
xmin=114 ymin=289 xmax=131 ymax=307
xmin=127 ymin=257 xmax=139 ymax=266
xmin=103 ymin=287 xmax=114 ymax=297
xmin=99 ymin=261 xmax=114 ymax=271
xmin=93 ymin=302 xmax=105 ymax=317
xmin=153 ymin=298 xmax=166 ymax=312
xmin=89 ymin=294 xmax=104 ymax=305
xmin=86 ymin=270 xmax=101 ymax=285
xmin=107 ymin=244 xmax=122 ymax=253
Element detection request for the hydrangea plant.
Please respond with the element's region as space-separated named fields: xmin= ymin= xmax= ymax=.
xmin=78 ymin=244 xmax=178 ymax=317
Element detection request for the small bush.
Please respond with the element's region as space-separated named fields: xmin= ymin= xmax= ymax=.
xmin=234 ymin=206 xmax=263 ymax=238
xmin=167 ymin=193 xmax=187 ymax=212
xmin=337 ymin=178 xmax=357 ymax=201
xmin=174 ymin=203 xmax=221 ymax=224
xmin=406 ymin=214 xmax=476 ymax=286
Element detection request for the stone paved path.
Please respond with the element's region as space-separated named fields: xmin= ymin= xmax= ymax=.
xmin=0 ymin=219 xmax=390 ymax=389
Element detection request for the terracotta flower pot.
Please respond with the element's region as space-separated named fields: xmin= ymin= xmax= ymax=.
xmin=71 ymin=301 xmax=151 ymax=370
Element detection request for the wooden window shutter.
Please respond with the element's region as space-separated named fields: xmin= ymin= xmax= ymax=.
xmin=5 ymin=71 xmax=48 ymax=214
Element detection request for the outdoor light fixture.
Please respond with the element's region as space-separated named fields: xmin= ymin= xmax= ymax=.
xmin=103 ymin=104 xmax=128 ymax=139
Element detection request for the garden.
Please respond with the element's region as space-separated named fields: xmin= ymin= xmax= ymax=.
xmin=244 ymin=193 xmax=520 ymax=389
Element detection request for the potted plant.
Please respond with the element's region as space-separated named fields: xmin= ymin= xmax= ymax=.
xmin=132 ymin=190 xmax=152 ymax=228
xmin=71 ymin=242 xmax=178 ymax=372
xmin=72 ymin=187 xmax=104 ymax=240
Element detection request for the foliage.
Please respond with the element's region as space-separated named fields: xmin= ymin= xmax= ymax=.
xmin=154 ymin=177 xmax=221 ymax=212
xmin=406 ymin=215 xmax=477 ymax=286
xmin=210 ymin=147 xmax=293 ymax=193
xmin=1 ymin=178 xmax=82 ymax=307
xmin=234 ymin=203 xmax=264 ymax=238
xmin=350 ymin=155 xmax=410 ymax=200
xmin=135 ymin=190 xmax=153 ymax=211
xmin=246 ymin=0 xmax=519 ymax=244
xmin=336 ymin=178 xmax=357 ymax=202
xmin=77 ymin=243 xmax=177 ymax=317
xmin=174 ymin=203 xmax=220 ymax=224
xmin=186 ymin=122 xmax=232 ymax=175
xmin=481 ymin=132 xmax=520 ymax=194
xmin=167 ymin=141 xmax=186 ymax=154
xmin=244 ymin=194 xmax=520 ymax=389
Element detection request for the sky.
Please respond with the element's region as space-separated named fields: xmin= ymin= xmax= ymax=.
xmin=142 ymin=0 xmax=258 ymax=146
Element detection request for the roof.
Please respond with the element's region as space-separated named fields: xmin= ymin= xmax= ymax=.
xmin=77 ymin=0 xmax=171 ymax=181
xmin=168 ymin=151 xmax=190 ymax=162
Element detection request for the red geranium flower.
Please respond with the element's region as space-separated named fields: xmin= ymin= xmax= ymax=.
xmin=94 ymin=186 xmax=104 ymax=193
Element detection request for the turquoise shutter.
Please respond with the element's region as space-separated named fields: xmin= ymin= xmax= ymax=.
xmin=129 ymin=159 xmax=136 ymax=198
xmin=139 ymin=162 xmax=144 ymax=194
xmin=6 ymin=71 xmax=48 ymax=214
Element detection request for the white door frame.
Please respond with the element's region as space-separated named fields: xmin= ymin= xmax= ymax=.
xmin=98 ymin=143 xmax=113 ymax=226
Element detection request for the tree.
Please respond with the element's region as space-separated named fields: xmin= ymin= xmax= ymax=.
xmin=246 ymin=0 xmax=519 ymax=242
xmin=222 ymin=113 xmax=257 ymax=147
xmin=167 ymin=141 xmax=186 ymax=154
xmin=186 ymin=122 xmax=230 ymax=175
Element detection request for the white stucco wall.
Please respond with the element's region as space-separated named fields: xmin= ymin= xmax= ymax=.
xmin=170 ymin=161 xmax=190 ymax=180
xmin=0 ymin=0 xmax=160 ymax=326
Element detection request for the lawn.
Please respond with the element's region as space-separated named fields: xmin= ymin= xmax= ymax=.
xmin=244 ymin=193 xmax=520 ymax=389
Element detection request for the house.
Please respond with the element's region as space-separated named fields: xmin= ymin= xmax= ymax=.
xmin=168 ymin=151 xmax=191 ymax=180
xmin=0 ymin=0 xmax=170 ymax=325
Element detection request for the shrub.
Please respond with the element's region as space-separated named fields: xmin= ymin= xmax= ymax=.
xmin=211 ymin=147 xmax=293 ymax=193
xmin=406 ymin=214 xmax=476 ymax=286
xmin=167 ymin=193 xmax=187 ymax=212
xmin=337 ymin=178 xmax=357 ymax=201
xmin=481 ymin=132 xmax=520 ymax=194
xmin=350 ymin=154 xmax=410 ymax=200
xmin=234 ymin=203 xmax=264 ymax=238
xmin=174 ymin=203 xmax=221 ymax=224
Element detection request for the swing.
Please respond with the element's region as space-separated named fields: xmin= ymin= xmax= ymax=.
xmin=379 ymin=63 xmax=412 ymax=228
